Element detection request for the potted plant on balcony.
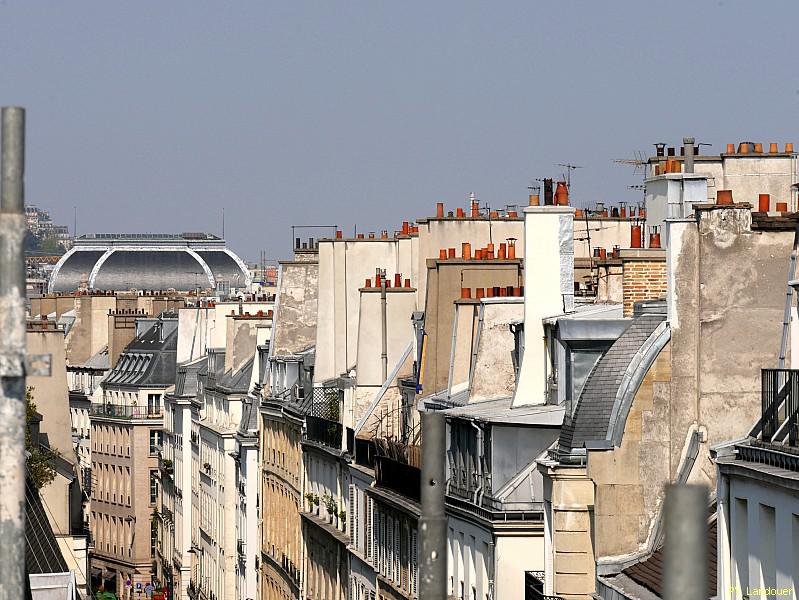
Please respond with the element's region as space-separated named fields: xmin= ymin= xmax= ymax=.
xmin=322 ymin=494 xmax=337 ymax=524
xmin=338 ymin=509 xmax=347 ymax=532
xmin=203 ymin=462 xmax=211 ymax=474
xmin=304 ymin=492 xmax=318 ymax=512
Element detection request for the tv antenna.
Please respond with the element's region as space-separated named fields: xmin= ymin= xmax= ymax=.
xmin=556 ymin=163 xmax=582 ymax=188
xmin=613 ymin=150 xmax=648 ymax=175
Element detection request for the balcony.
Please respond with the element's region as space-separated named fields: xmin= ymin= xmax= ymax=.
xmin=352 ymin=435 xmax=376 ymax=469
xmin=374 ymin=455 xmax=420 ymax=502
xmin=525 ymin=571 xmax=564 ymax=600
xmin=761 ymin=368 xmax=799 ymax=446
xmin=305 ymin=415 xmax=343 ymax=450
xmin=90 ymin=403 xmax=163 ymax=420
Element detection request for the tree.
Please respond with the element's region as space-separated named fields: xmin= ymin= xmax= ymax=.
xmin=25 ymin=387 xmax=59 ymax=489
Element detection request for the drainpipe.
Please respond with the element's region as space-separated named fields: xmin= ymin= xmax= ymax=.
xmin=380 ymin=274 xmax=388 ymax=382
xmin=0 ymin=107 xmax=26 ymax=600
xmin=470 ymin=421 xmax=484 ymax=505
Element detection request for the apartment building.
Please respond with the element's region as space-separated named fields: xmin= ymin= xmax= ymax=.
xmin=192 ymin=312 xmax=271 ymax=600
xmin=537 ymin=192 xmax=797 ymax=599
xmin=260 ymin=247 xmax=319 ymax=600
xmin=27 ymin=319 xmax=89 ymax=596
xmin=89 ymin=316 xmax=178 ymax=596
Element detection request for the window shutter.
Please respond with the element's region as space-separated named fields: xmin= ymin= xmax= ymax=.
xmin=349 ymin=484 xmax=357 ymax=547
xmin=365 ymin=496 xmax=373 ymax=561
xmin=411 ymin=528 xmax=418 ymax=598
xmin=393 ymin=518 xmax=400 ymax=584
xmin=385 ymin=515 xmax=393 ymax=578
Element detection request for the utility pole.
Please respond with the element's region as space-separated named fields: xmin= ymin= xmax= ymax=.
xmin=663 ymin=484 xmax=708 ymax=600
xmin=419 ymin=411 xmax=446 ymax=600
xmin=0 ymin=106 xmax=27 ymax=600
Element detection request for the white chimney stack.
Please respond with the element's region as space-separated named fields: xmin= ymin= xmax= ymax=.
xmin=512 ymin=205 xmax=575 ymax=407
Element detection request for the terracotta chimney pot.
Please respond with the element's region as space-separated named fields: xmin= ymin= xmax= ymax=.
xmin=716 ymin=190 xmax=734 ymax=205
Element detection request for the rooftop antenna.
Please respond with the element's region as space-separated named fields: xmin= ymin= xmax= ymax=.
xmin=222 ymin=208 xmax=225 ymax=239
xmin=613 ymin=151 xmax=647 ymax=175
xmin=556 ymin=163 xmax=583 ymax=188
xmin=73 ymin=205 xmax=77 ymax=238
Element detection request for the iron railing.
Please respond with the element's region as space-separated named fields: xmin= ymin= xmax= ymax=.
xmin=761 ymin=368 xmax=799 ymax=446
xmin=374 ymin=455 xmax=420 ymax=502
xmin=90 ymin=403 xmax=163 ymax=419
xmin=305 ymin=415 xmax=343 ymax=450
xmin=353 ymin=436 xmax=376 ymax=469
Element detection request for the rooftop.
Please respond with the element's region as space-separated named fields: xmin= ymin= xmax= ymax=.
xmin=443 ymin=397 xmax=565 ymax=426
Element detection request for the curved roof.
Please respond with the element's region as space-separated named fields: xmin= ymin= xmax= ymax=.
xmin=558 ymin=313 xmax=666 ymax=452
xmin=49 ymin=236 xmax=250 ymax=293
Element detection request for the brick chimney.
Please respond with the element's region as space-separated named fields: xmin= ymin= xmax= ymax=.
xmin=620 ymin=249 xmax=667 ymax=317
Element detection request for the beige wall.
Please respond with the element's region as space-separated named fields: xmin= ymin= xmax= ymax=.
xmin=468 ymin=300 xmax=524 ymax=403
xmin=260 ymin=410 xmax=303 ymax=600
xmin=315 ymin=239 xmax=411 ymax=383
xmin=415 ymin=217 xmax=525 ymax=307
xmin=65 ymin=295 xmax=118 ymax=364
xmin=355 ymin=288 xmax=416 ymax=387
xmin=422 ymin=260 xmax=522 ymax=397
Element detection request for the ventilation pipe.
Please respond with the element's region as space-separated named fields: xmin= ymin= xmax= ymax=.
xmin=683 ymin=137 xmax=695 ymax=174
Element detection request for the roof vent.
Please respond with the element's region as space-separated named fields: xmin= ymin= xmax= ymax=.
xmin=633 ymin=299 xmax=667 ymax=317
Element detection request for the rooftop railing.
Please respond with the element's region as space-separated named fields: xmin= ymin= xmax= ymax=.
xmin=304 ymin=415 xmax=343 ymax=450
xmin=89 ymin=403 xmax=163 ymax=420
xmin=374 ymin=455 xmax=420 ymax=502
xmin=762 ymin=368 xmax=799 ymax=446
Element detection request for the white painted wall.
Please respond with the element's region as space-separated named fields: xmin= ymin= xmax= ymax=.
xmin=513 ymin=207 xmax=574 ymax=407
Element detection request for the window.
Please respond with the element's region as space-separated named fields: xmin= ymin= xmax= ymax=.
xmin=150 ymin=471 xmax=159 ymax=505
xmin=150 ymin=430 xmax=162 ymax=455
xmin=147 ymin=393 xmax=161 ymax=415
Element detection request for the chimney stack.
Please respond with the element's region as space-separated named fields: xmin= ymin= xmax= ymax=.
xmin=683 ymin=137 xmax=695 ymax=174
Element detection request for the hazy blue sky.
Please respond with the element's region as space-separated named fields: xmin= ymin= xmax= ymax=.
xmin=2 ymin=1 xmax=798 ymax=260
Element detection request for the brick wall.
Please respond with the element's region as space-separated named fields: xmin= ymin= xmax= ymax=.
xmin=622 ymin=258 xmax=667 ymax=317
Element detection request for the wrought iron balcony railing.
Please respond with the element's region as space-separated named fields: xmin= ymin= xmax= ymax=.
xmin=90 ymin=403 xmax=163 ymax=420
xmin=304 ymin=415 xmax=343 ymax=450
xmin=762 ymin=368 xmax=799 ymax=446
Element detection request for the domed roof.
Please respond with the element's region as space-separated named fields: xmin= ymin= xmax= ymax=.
xmin=49 ymin=233 xmax=251 ymax=293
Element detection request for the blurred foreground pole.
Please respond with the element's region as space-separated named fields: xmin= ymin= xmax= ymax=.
xmin=663 ymin=484 xmax=708 ymax=600
xmin=419 ymin=411 xmax=446 ymax=600
xmin=0 ymin=106 xmax=27 ymax=600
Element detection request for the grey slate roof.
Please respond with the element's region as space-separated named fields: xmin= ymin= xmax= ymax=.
xmin=174 ymin=356 xmax=208 ymax=398
xmin=25 ymin=475 xmax=68 ymax=575
xmin=213 ymin=356 xmax=254 ymax=395
xmin=103 ymin=320 xmax=178 ymax=388
xmin=559 ymin=314 xmax=665 ymax=451
xmin=83 ymin=345 xmax=110 ymax=370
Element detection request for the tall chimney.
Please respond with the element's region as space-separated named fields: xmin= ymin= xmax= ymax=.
xmin=512 ymin=205 xmax=574 ymax=407
xmin=683 ymin=137 xmax=695 ymax=174
xmin=543 ymin=179 xmax=554 ymax=206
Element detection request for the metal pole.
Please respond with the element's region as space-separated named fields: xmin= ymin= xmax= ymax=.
xmin=0 ymin=106 xmax=27 ymax=600
xmin=663 ymin=484 xmax=708 ymax=600
xmin=419 ymin=411 xmax=446 ymax=600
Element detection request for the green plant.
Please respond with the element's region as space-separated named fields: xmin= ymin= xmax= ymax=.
xmin=339 ymin=510 xmax=346 ymax=522
xmin=203 ymin=462 xmax=211 ymax=471
xmin=163 ymin=459 xmax=173 ymax=469
xmin=322 ymin=494 xmax=337 ymax=515
xmin=25 ymin=387 xmax=59 ymax=489
xmin=311 ymin=493 xmax=319 ymax=506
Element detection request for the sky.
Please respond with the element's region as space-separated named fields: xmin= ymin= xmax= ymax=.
xmin=2 ymin=1 xmax=798 ymax=261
